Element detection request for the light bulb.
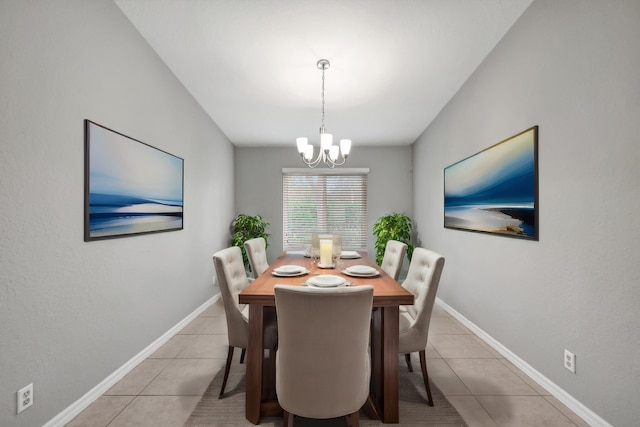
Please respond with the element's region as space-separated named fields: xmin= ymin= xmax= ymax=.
xmin=296 ymin=137 xmax=308 ymax=154
xmin=304 ymin=144 xmax=314 ymax=160
xmin=329 ymin=145 xmax=339 ymax=161
xmin=321 ymin=133 xmax=333 ymax=151
xmin=340 ymin=139 xmax=351 ymax=156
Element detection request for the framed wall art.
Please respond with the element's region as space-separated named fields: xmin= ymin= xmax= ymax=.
xmin=84 ymin=120 xmax=184 ymax=241
xmin=444 ymin=126 xmax=538 ymax=240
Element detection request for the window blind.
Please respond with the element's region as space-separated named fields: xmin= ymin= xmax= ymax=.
xmin=283 ymin=170 xmax=368 ymax=251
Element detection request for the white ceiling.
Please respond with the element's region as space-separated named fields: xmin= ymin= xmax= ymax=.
xmin=115 ymin=0 xmax=533 ymax=147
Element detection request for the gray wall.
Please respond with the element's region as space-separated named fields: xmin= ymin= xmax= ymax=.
xmin=0 ymin=1 xmax=233 ymax=426
xmin=412 ymin=1 xmax=640 ymax=425
xmin=235 ymin=146 xmax=413 ymax=263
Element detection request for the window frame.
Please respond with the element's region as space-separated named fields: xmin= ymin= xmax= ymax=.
xmin=282 ymin=168 xmax=369 ymax=251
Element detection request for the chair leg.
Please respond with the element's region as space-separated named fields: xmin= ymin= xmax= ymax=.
xmin=404 ymin=353 xmax=413 ymax=372
xmin=240 ymin=348 xmax=246 ymax=364
xmin=218 ymin=346 xmax=234 ymax=398
xmin=283 ymin=410 xmax=294 ymax=427
xmin=345 ymin=410 xmax=360 ymax=427
xmin=419 ymin=350 xmax=434 ymax=406
xmin=362 ymin=394 xmax=380 ymax=420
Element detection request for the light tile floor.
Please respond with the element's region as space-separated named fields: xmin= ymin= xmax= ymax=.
xmin=66 ymin=298 xmax=589 ymax=427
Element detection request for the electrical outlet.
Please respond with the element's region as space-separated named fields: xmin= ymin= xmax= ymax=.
xmin=17 ymin=383 xmax=33 ymax=414
xmin=564 ymin=349 xmax=576 ymax=373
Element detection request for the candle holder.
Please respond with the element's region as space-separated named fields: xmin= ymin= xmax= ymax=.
xmin=319 ymin=238 xmax=334 ymax=268
xmin=332 ymin=234 xmax=342 ymax=270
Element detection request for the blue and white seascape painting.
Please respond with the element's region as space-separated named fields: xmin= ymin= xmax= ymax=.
xmin=444 ymin=126 xmax=538 ymax=240
xmin=85 ymin=121 xmax=184 ymax=240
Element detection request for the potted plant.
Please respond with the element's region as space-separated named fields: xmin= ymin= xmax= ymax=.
xmin=231 ymin=214 xmax=270 ymax=270
xmin=372 ymin=213 xmax=414 ymax=266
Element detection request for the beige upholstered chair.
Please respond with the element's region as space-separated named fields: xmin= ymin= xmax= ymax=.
xmin=381 ymin=240 xmax=408 ymax=280
xmin=274 ymin=285 xmax=374 ymax=427
xmin=213 ymin=246 xmax=277 ymax=398
xmin=244 ymin=237 xmax=269 ymax=278
xmin=399 ymin=247 xmax=445 ymax=406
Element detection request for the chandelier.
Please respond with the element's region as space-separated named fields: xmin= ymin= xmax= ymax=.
xmin=296 ymin=59 xmax=351 ymax=168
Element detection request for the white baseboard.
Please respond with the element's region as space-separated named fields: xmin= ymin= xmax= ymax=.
xmin=44 ymin=294 xmax=221 ymax=427
xmin=435 ymin=297 xmax=612 ymax=427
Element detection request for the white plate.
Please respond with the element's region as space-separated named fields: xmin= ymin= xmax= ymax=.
xmin=272 ymin=270 xmax=308 ymax=277
xmin=342 ymin=270 xmax=380 ymax=278
xmin=307 ymin=275 xmax=345 ymax=287
xmin=340 ymin=251 xmax=361 ymax=259
xmin=274 ymin=265 xmax=305 ymax=274
xmin=272 ymin=268 xmax=308 ymax=277
xmin=346 ymin=265 xmax=377 ymax=275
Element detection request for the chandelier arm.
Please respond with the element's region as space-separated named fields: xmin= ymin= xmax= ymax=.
xmin=300 ymin=148 xmax=325 ymax=168
xmin=327 ymin=155 xmax=347 ymax=166
xmin=323 ymin=151 xmax=348 ymax=167
xmin=302 ymin=147 xmax=347 ymax=168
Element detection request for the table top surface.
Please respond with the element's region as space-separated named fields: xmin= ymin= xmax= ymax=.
xmin=238 ymin=251 xmax=414 ymax=307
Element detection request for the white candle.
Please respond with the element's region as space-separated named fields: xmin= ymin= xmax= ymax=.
xmin=320 ymin=239 xmax=333 ymax=266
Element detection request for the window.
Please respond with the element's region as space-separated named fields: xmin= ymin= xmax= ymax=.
xmin=283 ymin=168 xmax=369 ymax=251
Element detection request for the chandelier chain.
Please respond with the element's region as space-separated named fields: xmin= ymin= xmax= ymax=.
xmin=321 ymin=67 xmax=326 ymax=130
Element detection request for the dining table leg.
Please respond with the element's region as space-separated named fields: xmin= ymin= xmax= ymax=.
xmin=382 ymin=305 xmax=400 ymax=423
xmin=246 ymin=304 xmax=264 ymax=424
xmin=370 ymin=306 xmax=400 ymax=423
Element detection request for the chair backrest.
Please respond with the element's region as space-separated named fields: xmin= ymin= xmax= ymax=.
xmin=381 ymin=240 xmax=408 ymax=280
xmin=401 ymin=248 xmax=445 ymax=349
xmin=274 ymin=285 xmax=374 ymax=420
xmin=212 ymin=246 xmax=250 ymax=348
xmin=244 ymin=237 xmax=269 ymax=278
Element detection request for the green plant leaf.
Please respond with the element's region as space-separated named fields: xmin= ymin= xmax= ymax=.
xmin=231 ymin=214 xmax=270 ymax=270
xmin=372 ymin=213 xmax=414 ymax=266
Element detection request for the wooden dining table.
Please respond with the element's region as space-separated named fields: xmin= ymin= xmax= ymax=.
xmin=238 ymin=251 xmax=414 ymax=424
